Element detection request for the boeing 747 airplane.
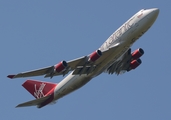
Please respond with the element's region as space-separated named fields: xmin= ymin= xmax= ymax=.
xmin=7 ymin=8 xmax=159 ymax=108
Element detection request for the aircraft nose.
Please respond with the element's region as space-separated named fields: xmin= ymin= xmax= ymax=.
xmin=143 ymin=8 xmax=159 ymax=23
xmin=147 ymin=8 xmax=159 ymax=19
xmin=151 ymin=8 xmax=159 ymax=17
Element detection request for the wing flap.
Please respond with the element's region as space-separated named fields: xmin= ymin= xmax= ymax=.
xmin=72 ymin=66 xmax=96 ymax=75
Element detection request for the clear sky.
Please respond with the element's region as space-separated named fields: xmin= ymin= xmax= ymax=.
xmin=1 ymin=0 xmax=170 ymax=120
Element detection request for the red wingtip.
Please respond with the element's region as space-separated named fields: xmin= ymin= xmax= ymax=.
xmin=7 ymin=75 xmax=15 ymax=79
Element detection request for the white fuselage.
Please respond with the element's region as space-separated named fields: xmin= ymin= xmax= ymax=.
xmin=53 ymin=8 xmax=159 ymax=101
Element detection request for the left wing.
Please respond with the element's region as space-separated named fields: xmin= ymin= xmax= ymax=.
xmin=106 ymin=48 xmax=144 ymax=75
xmin=7 ymin=66 xmax=54 ymax=79
xmin=7 ymin=56 xmax=87 ymax=79
xmin=7 ymin=44 xmax=120 ymax=79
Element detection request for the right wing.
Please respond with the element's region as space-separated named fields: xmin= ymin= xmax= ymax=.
xmin=106 ymin=48 xmax=144 ymax=75
xmin=106 ymin=48 xmax=132 ymax=74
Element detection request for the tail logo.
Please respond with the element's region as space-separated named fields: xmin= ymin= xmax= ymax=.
xmin=34 ymin=83 xmax=46 ymax=99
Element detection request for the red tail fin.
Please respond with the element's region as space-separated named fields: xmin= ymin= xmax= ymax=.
xmin=22 ymin=80 xmax=57 ymax=99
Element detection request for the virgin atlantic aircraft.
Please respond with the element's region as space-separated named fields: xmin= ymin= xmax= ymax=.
xmin=7 ymin=8 xmax=159 ymax=108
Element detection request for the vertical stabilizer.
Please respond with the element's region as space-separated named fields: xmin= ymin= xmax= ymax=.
xmin=22 ymin=80 xmax=57 ymax=99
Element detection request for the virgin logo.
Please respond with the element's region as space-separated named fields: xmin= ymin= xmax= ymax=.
xmin=34 ymin=83 xmax=46 ymax=99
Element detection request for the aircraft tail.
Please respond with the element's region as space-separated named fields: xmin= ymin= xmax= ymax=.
xmin=22 ymin=80 xmax=57 ymax=99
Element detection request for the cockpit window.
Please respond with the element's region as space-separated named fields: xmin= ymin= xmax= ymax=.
xmin=141 ymin=9 xmax=144 ymax=12
xmin=137 ymin=9 xmax=144 ymax=18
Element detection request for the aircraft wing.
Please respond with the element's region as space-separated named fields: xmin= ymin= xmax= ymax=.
xmin=7 ymin=66 xmax=54 ymax=79
xmin=45 ymin=44 xmax=120 ymax=76
xmin=7 ymin=44 xmax=120 ymax=79
xmin=105 ymin=48 xmax=143 ymax=75
xmin=45 ymin=45 xmax=120 ymax=76
xmin=106 ymin=48 xmax=132 ymax=75
xmin=7 ymin=56 xmax=87 ymax=79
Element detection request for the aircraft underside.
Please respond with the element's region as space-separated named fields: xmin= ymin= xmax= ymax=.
xmin=7 ymin=8 xmax=159 ymax=108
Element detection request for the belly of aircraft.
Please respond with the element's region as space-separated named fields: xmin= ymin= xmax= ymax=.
xmin=54 ymin=74 xmax=92 ymax=100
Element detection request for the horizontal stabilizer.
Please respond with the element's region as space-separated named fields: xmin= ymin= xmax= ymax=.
xmin=16 ymin=95 xmax=51 ymax=108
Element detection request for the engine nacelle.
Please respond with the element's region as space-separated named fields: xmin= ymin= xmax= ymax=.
xmin=88 ymin=50 xmax=102 ymax=62
xmin=130 ymin=59 xmax=142 ymax=70
xmin=54 ymin=61 xmax=67 ymax=73
xmin=132 ymin=48 xmax=144 ymax=60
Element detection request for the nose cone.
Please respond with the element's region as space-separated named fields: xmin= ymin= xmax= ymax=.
xmin=150 ymin=8 xmax=159 ymax=18
xmin=147 ymin=8 xmax=159 ymax=18
xmin=144 ymin=8 xmax=159 ymax=23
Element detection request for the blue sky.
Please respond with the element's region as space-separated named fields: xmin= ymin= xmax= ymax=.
xmin=1 ymin=0 xmax=171 ymax=120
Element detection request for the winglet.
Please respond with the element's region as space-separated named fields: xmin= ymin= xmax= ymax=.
xmin=7 ymin=75 xmax=16 ymax=79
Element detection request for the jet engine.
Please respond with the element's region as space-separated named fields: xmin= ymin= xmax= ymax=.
xmin=88 ymin=50 xmax=102 ymax=62
xmin=132 ymin=48 xmax=144 ymax=60
xmin=54 ymin=61 xmax=68 ymax=73
xmin=129 ymin=59 xmax=142 ymax=70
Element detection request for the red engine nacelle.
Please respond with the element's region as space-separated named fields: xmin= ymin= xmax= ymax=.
xmin=54 ymin=61 xmax=67 ymax=73
xmin=130 ymin=59 xmax=142 ymax=70
xmin=88 ymin=50 xmax=102 ymax=62
xmin=132 ymin=48 xmax=144 ymax=60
